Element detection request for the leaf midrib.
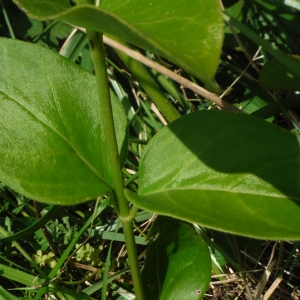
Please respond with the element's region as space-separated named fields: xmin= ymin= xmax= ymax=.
xmin=0 ymin=89 xmax=107 ymax=185
xmin=139 ymin=187 xmax=300 ymax=201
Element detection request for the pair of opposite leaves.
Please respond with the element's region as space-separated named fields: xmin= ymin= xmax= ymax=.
xmin=0 ymin=37 xmax=300 ymax=240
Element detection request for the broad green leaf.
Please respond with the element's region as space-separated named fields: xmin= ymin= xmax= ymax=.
xmin=14 ymin=0 xmax=224 ymax=91
xmin=142 ymin=216 xmax=211 ymax=300
xmin=259 ymin=56 xmax=300 ymax=91
xmin=0 ymin=38 xmax=127 ymax=205
xmin=125 ymin=110 xmax=300 ymax=240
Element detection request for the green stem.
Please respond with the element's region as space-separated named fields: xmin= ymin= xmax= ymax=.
xmin=121 ymin=216 xmax=146 ymax=299
xmin=87 ymin=30 xmax=127 ymax=216
xmin=87 ymin=31 xmax=145 ymax=300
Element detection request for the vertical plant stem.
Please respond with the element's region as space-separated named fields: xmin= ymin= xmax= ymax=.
xmin=122 ymin=215 xmax=146 ymax=298
xmin=87 ymin=30 xmax=145 ymax=300
xmin=87 ymin=30 xmax=126 ymax=216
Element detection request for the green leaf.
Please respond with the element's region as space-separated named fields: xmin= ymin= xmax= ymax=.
xmin=14 ymin=0 xmax=224 ymax=90
xmin=81 ymin=268 xmax=130 ymax=295
xmin=125 ymin=110 xmax=300 ymax=240
xmin=223 ymin=11 xmax=300 ymax=77
xmin=142 ymin=216 xmax=211 ymax=300
xmin=259 ymin=56 xmax=300 ymax=91
xmin=32 ymin=199 xmax=109 ymax=300
xmin=237 ymin=83 xmax=274 ymax=122
xmin=0 ymin=206 xmax=60 ymax=242
xmin=28 ymin=20 xmax=72 ymax=47
xmin=251 ymin=96 xmax=300 ymax=119
xmin=213 ymin=232 xmax=262 ymax=263
xmin=239 ymin=88 xmax=271 ymax=114
xmin=54 ymin=286 xmax=95 ymax=300
xmin=0 ymin=286 xmax=20 ymax=300
xmin=0 ymin=263 xmax=40 ymax=286
xmin=0 ymin=265 xmax=94 ymax=300
xmin=0 ymin=38 xmax=127 ymax=205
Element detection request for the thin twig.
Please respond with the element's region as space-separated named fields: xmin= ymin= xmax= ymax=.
xmin=219 ymin=0 xmax=261 ymax=75
xmin=220 ymin=47 xmax=262 ymax=99
xmin=102 ymin=35 xmax=242 ymax=113
xmin=263 ymin=277 xmax=283 ymax=300
xmin=69 ymin=25 xmax=241 ymax=113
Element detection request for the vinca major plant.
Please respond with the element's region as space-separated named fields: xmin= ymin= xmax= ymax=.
xmin=0 ymin=0 xmax=300 ymax=299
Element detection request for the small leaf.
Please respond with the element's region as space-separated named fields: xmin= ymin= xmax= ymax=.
xmin=238 ymin=83 xmax=274 ymax=121
xmin=125 ymin=110 xmax=300 ymax=240
xmin=239 ymin=88 xmax=271 ymax=114
xmin=259 ymin=56 xmax=300 ymax=91
xmin=14 ymin=0 xmax=224 ymax=90
xmin=0 ymin=38 xmax=128 ymax=205
xmin=142 ymin=216 xmax=211 ymax=300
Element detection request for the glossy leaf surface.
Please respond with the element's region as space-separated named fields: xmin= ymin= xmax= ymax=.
xmin=0 ymin=38 xmax=127 ymax=205
xmin=125 ymin=111 xmax=300 ymax=239
xmin=14 ymin=0 xmax=224 ymax=90
xmin=142 ymin=216 xmax=211 ymax=300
